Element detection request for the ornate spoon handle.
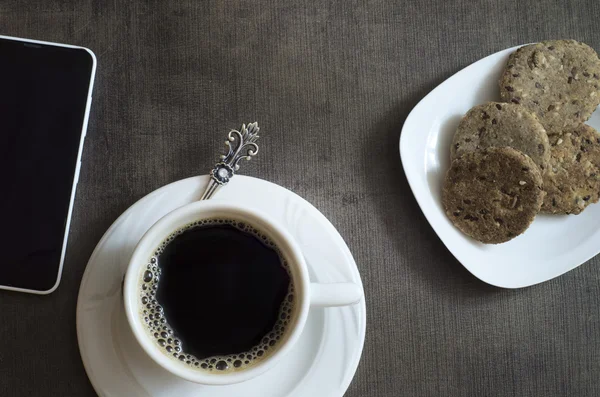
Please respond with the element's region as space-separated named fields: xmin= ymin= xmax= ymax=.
xmin=200 ymin=122 xmax=260 ymax=200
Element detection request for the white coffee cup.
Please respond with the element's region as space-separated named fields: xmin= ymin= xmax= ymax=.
xmin=123 ymin=200 xmax=363 ymax=385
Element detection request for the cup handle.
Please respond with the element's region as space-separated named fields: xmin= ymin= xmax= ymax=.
xmin=309 ymin=282 xmax=363 ymax=307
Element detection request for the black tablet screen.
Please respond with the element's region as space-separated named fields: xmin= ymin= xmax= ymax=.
xmin=0 ymin=38 xmax=94 ymax=292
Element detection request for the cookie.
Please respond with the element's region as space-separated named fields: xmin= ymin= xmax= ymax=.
xmin=542 ymin=124 xmax=600 ymax=214
xmin=499 ymin=40 xmax=600 ymax=134
xmin=443 ymin=147 xmax=544 ymax=244
xmin=451 ymin=102 xmax=550 ymax=171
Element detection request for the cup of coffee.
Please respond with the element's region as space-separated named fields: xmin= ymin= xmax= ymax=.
xmin=123 ymin=200 xmax=363 ymax=385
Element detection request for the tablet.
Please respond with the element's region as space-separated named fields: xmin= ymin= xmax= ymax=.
xmin=0 ymin=35 xmax=96 ymax=294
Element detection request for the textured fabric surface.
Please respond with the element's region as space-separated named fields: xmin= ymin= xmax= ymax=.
xmin=1 ymin=1 xmax=600 ymax=396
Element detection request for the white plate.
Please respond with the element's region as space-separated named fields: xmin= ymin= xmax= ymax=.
xmin=76 ymin=175 xmax=366 ymax=397
xmin=400 ymin=45 xmax=600 ymax=289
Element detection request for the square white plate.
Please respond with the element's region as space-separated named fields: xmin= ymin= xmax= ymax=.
xmin=400 ymin=45 xmax=600 ymax=288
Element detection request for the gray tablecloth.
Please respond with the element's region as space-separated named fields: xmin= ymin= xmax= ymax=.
xmin=1 ymin=1 xmax=600 ymax=396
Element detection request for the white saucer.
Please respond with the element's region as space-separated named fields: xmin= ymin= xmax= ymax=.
xmin=76 ymin=176 xmax=366 ymax=397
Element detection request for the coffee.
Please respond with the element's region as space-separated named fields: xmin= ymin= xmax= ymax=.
xmin=138 ymin=218 xmax=295 ymax=373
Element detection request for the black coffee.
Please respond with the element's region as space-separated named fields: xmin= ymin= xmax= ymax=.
xmin=139 ymin=219 xmax=295 ymax=373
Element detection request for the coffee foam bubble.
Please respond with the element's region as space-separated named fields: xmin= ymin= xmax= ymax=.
xmin=138 ymin=218 xmax=296 ymax=373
